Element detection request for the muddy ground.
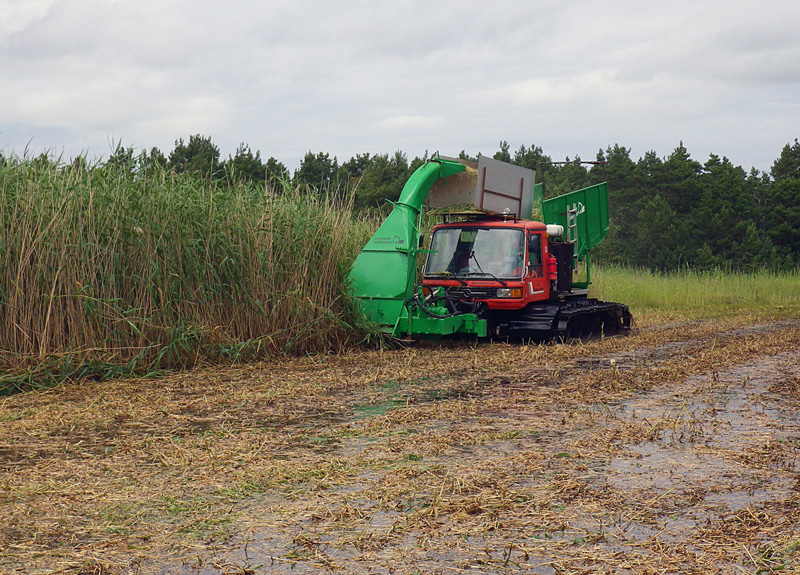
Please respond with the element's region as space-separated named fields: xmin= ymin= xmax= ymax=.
xmin=1 ymin=316 xmax=799 ymax=575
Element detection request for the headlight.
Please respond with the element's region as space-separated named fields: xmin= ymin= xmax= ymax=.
xmin=496 ymin=288 xmax=522 ymax=298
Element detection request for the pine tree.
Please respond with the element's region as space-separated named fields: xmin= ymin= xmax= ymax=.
xmin=168 ymin=135 xmax=221 ymax=178
xmin=224 ymin=143 xmax=265 ymax=183
xmin=294 ymin=151 xmax=339 ymax=191
xmin=766 ymin=139 xmax=800 ymax=260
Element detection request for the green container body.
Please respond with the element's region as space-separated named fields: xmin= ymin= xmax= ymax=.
xmin=542 ymin=182 xmax=609 ymax=260
xmin=542 ymin=182 xmax=609 ymax=288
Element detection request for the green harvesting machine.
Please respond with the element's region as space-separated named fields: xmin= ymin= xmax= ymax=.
xmin=348 ymin=156 xmax=630 ymax=341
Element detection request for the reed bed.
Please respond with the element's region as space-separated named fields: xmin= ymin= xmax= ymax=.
xmin=0 ymin=158 xmax=375 ymax=393
xmin=3 ymin=156 xmax=798 ymax=394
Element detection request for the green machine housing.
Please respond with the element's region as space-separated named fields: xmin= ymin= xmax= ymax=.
xmin=347 ymin=159 xmax=486 ymax=338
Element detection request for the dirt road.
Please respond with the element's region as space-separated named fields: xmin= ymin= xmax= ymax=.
xmin=1 ymin=317 xmax=799 ymax=574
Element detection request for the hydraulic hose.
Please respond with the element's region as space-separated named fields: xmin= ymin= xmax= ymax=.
xmin=407 ymin=292 xmax=481 ymax=319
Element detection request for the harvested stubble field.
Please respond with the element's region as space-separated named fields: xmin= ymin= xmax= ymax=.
xmin=2 ymin=316 xmax=800 ymax=575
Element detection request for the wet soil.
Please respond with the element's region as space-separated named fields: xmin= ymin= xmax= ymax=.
xmin=1 ymin=318 xmax=799 ymax=574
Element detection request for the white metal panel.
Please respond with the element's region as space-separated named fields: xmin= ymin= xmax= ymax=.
xmin=475 ymin=156 xmax=535 ymax=219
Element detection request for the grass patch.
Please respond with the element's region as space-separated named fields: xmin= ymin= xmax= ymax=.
xmin=590 ymin=265 xmax=800 ymax=323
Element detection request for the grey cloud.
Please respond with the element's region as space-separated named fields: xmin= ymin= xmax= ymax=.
xmin=1 ymin=0 xmax=798 ymax=172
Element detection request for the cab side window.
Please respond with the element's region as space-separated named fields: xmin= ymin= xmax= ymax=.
xmin=528 ymin=234 xmax=543 ymax=277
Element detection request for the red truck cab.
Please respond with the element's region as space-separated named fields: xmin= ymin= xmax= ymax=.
xmin=422 ymin=216 xmax=559 ymax=312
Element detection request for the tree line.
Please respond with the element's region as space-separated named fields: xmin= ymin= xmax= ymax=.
xmin=7 ymin=135 xmax=799 ymax=272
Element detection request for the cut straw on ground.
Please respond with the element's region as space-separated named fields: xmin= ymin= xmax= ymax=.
xmin=2 ymin=314 xmax=799 ymax=574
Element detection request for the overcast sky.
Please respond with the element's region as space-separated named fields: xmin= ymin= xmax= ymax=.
xmin=1 ymin=0 xmax=798 ymax=173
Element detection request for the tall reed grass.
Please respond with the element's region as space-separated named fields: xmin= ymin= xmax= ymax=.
xmin=0 ymin=157 xmax=376 ymax=393
xmin=590 ymin=265 xmax=800 ymax=322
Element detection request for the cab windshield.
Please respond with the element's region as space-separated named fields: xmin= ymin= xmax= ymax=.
xmin=424 ymin=227 xmax=525 ymax=279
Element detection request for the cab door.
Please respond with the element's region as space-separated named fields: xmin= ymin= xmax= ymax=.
xmin=525 ymin=232 xmax=549 ymax=302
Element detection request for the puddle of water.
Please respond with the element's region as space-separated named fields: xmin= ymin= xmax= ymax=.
xmin=604 ymin=350 xmax=800 ymax=532
xmin=609 ymin=445 xmax=730 ymax=490
xmin=704 ymin=488 xmax=787 ymax=510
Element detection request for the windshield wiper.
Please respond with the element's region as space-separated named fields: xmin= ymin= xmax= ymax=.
xmin=462 ymin=271 xmax=507 ymax=286
xmin=466 ymin=252 xmax=507 ymax=286
xmin=428 ymin=271 xmax=467 ymax=286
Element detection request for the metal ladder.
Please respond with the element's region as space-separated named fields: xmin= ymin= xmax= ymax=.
xmin=566 ymin=203 xmax=580 ymax=271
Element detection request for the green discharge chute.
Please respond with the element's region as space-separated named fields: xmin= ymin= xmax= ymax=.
xmin=348 ymin=158 xmax=486 ymax=337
